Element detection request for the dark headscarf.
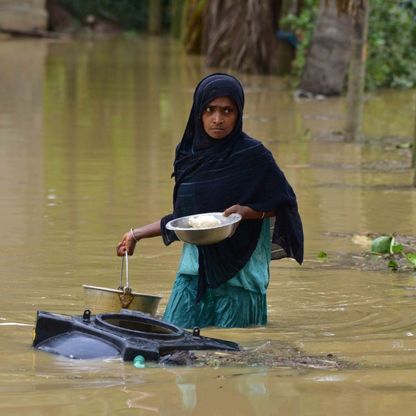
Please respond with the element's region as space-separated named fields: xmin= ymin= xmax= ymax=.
xmin=161 ymin=73 xmax=303 ymax=301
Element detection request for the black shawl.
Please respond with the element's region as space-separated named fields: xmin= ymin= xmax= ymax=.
xmin=161 ymin=73 xmax=303 ymax=301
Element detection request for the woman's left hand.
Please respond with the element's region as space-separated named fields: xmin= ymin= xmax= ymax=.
xmin=223 ymin=204 xmax=264 ymax=220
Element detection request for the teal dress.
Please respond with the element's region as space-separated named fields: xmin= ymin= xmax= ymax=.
xmin=163 ymin=219 xmax=271 ymax=328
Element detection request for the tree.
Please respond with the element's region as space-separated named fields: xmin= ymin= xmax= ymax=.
xmin=148 ymin=0 xmax=161 ymax=34
xmin=170 ymin=0 xmax=186 ymax=39
xmin=343 ymin=0 xmax=370 ymax=142
xmin=183 ymin=0 xmax=205 ymax=54
xmin=297 ymin=1 xmax=369 ymax=141
xmin=413 ymin=107 xmax=416 ymax=186
xmin=202 ymin=0 xmax=279 ymax=74
xmin=299 ymin=0 xmax=352 ymax=95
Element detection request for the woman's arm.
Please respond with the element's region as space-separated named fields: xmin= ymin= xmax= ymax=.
xmin=116 ymin=220 xmax=162 ymax=256
xmin=223 ymin=204 xmax=275 ymax=220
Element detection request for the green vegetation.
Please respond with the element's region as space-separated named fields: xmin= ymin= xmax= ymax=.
xmin=279 ymin=0 xmax=319 ymax=79
xmin=366 ymin=0 xmax=416 ymax=89
xmin=282 ymin=0 xmax=416 ymax=90
xmin=371 ymin=235 xmax=416 ymax=270
xmin=317 ymin=251 xmax=328 ymax=259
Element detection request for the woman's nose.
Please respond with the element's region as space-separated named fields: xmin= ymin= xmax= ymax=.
xmin=212 ymin=111 xmax=223 ymax=124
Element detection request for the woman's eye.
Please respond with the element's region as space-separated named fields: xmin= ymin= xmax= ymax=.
xmin=205 ymin=107 xmax=212 ymax=113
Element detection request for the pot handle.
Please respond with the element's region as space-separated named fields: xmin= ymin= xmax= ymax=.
xmin=119 ymin=252 xmax=130 ymax=290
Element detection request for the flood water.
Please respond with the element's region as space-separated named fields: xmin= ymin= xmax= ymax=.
xmin=1 ymin=35 xmax=416 ymax=415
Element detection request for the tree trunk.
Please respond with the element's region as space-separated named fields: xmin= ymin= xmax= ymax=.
xmin=170 ymin=0 xmax=185 ymax=39
xmin=148 ymin=0 xmax=161 ymax=34
xmin=46 ymin=0 xmax=78 ymax=33
xmin=299 ymin=0 xmax=352 ymax=95
xmin=183 ymin=0 xmax=205 ymax=54
xmin=344 ymin=0 xmax=369 ymax=142
xmin=413 ymin=107 xmax=416 ymax=186
xmin=202 ymin=0 xmax=279 ymax=74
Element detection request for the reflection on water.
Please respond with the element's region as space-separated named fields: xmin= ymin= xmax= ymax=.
xmin=0 ymin=35 xmax=416 ymax=415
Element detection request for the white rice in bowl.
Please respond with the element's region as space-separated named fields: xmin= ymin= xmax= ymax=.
xmin=188 ymin=215 xmax=222 ymax=229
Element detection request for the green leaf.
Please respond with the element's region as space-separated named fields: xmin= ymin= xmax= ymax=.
xmin=391 ymin=243 xmax=403 ymax=254
xmin=317 ymin=251 xmax=327 ymax=259
xmin=388 ymin=260 xmax=399 ymax=270
xmin=395 ymin=143 xmax=412 ymax=149
xmin=371 ymin=236 xmax=394 ymax=254
xmin=406 ymin=253 xmax=416 ymax=268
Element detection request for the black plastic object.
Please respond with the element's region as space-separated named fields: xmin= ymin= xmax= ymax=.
xmin=33 ymin=309 xmax=240 ymax=361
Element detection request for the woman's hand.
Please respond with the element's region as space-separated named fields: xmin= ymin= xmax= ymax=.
xmin=223 ymin=204 xmax=264 ymax=220
xmin=116 ymin=230 xmax=137 ymax=256
xmin=116 ymin=221 xmax=162 ymax=257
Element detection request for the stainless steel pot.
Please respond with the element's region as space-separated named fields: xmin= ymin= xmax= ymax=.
xmin=83 ymin=253 xmax=162 ymax=315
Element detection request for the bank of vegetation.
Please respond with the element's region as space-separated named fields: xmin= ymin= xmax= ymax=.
xmin=48 ymin=0 xmax=416 ymax=92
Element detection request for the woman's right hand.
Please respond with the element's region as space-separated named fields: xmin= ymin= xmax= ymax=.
xmin=116 ymin=221 xmax=162 ymax=257
xmin=116 ymin=230 xmax=137 ymax=256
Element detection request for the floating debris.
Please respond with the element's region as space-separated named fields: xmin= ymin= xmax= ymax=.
xmin=189 ymin=341 xmax=353 ymax=370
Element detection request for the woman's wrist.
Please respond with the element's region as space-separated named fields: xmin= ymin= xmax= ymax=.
xmin=130 ymin=228 xmax=139 ymax=242
xmin=129 ymin=221 xmax=162 ymax=241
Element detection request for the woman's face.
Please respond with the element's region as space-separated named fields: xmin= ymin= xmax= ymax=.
xmin=201 ymin=96 xmax=238 ymax=140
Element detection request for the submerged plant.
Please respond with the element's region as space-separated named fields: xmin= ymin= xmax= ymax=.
xmin=406 ymin=253 xmax=416 ymax=268
xmin=317 ymin=251 xmax=328 ymax=260
xmin=370 ymin=235 xmax=416 ymax=270
xmin=371 ymin=235 xmax=402 ymax=255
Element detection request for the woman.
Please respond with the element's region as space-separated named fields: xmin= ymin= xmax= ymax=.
xmin=116 ymin=73 xmax=303 ymax=328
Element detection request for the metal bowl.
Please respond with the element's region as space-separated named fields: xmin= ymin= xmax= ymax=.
xmin=166 ymin=212 xmax=242 ymax=245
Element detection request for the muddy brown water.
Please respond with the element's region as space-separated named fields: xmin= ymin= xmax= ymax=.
xmin=1 ymin=36 xmax=416 ymax=415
